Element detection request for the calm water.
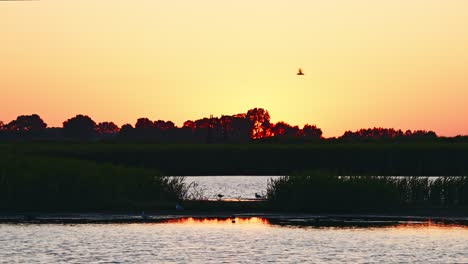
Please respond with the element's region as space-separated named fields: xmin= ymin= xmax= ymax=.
xmin=1 ymin=219 xmax=467 ymax=263
xmin=182 ymin=175 xmax=452 ymax=200
xmin=184 ymin=176 xmax=281 ymax=199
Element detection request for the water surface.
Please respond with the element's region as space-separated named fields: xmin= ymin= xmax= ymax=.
xmin=1 ymin=219 xmax=467 ymax=263
xmin=184 ymin=175 xmax=280 ymax=199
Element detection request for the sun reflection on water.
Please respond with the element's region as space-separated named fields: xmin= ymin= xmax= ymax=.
xmin=2 ymin=218 xmax=468 ymax=263
xmin=165 ymin=217 xmax=270 ymax=225
xmin=160 ymin=217 xmax=468 ymax=230
xmin=140 ymin=215 xmax=468 ymax=233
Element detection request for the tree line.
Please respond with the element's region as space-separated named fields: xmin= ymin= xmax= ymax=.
xmin=0 ymin=108 xmax=464 ymax=143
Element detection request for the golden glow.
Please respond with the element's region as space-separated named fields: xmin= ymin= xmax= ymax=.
xmin=166 ymin=217 xmax=270 ymax=225
xmin=2 ymin=0 xmax=468 ymax=136
xmin=160 ymin=218 xmax=467 ymax=230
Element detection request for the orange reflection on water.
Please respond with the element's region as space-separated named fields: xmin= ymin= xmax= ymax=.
xmin=166 ymin=217 xmax=270 ymax=225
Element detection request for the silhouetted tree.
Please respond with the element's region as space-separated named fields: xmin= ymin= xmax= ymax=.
xmin=246 ymin=108 xmax=272 ymax=139
xmin=207 ymin=117 xmax=224 ymax=143
xmin=219 ymin=114 xmax=251 ymax=142
xmin=229 ymin=114 xmax=252 ymax=142
xmin=4 ymin=109 xmax=447 ymax=144
xmin=6 ymin=114 xmax=47 ymax=132
xmin=191 ymin=117 xmax=223 ymax=143
xmin=340 ymin=128 xmax=437 ymax=142
xmin=183 ymin=120 xmax=196 ymax=131
xmin=117 ymin=123 xmax=134 ymax=140
xmin=181 ymin=120 xmax=205 ymax=142
xmin=271 ymin=122 xmax=300 ymax=138
xmin=63 ymin=114 xmax=97 ymax=139
xmin=96 ymin=122 xmax=120 ymax=134
xmin=135 ymin=118 xmax=154 ymax=129
xmin=300 ymin=124 xmax=323 ymax=139
xmin=179 ymin=114 xmax=252 ymax=143
xmin=132 ymin=118 xmax=176 ymax=142
xmin=154 ymin=120 xmax=175 ymax=130
xmin=411 ymin=130 xmax=437 ymax=140
xmin=120 ymin=123 xmax=133 ymax=132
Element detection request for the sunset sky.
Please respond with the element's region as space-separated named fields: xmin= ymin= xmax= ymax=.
xmin=1 ymin=0 xmax=468 ymax=137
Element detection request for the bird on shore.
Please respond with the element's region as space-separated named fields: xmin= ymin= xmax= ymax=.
xmin=297 ymin=68 xmax=304 ymax=75
xmin=255 ymin=193 xmax=262 ymax=199
xmin=217 ymin=194 xmax=224 ymax=199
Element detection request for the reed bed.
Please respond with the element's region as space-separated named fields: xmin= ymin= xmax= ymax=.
xmin=267 ymin=171 xmax=468 ymax=211
xmin=0 ymin=154 xmax=185 ymax=211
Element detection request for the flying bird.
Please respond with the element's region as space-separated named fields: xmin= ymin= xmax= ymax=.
xmin=297 ymin=68 xmax=304 ymax=75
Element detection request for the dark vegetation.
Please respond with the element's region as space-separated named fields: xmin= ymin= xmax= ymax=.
xmin=2 ymin=108 xmax=466 ymax=175
xmin=1 ymin=142 xmax=468 ymax=213
xmin=0 ymin=142 xmax=468 ymax=176
xmin=0 ymin=150 xmax=186 ymax=211
xmin=267 ymin=171 xmax=468 ymax=213
xmin=2 ymin=142 xmax=468 ymax=176
xmin=1 ymin=109 xmax=468 ymax=213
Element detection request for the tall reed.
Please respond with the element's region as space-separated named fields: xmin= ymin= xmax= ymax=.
xmin=0 ymin=154 xmax=185 ymax=211
xmin=267 ymin=171 xmax=468 ymax=211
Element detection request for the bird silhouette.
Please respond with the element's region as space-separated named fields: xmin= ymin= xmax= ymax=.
xmin=217 ymin=194 xmax=224 ymax=199
xmin=297 ymin=68 xmax=304 ymax=75
xmin=255 ymin=193 xmax=262 ymax=199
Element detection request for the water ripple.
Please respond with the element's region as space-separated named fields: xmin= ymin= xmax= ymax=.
xmin=1 ymin=222 xmax=467 ymax=263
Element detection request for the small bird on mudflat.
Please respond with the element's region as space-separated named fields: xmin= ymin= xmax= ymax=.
xmin=217 ymin=194 xmax=224 ymax=199
xmin=297 ymin=68 xmax=304 ymax=75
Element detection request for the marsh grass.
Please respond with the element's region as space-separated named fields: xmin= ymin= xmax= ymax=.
xmin=2 ymin=142 xmax=468 ymax=176
xmin=267 ymin=171 xmax=468 ymax=211
xmin=181 ymin=181 xmax=209 ymax=200
xmin=0 ymin=154 xmax=185 ymax=211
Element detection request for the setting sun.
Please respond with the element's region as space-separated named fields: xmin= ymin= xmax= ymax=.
xmin=2 ymin=0 xmax=468 ymax=136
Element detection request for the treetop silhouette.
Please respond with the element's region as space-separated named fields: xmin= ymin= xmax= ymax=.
xmin=5 ymin=114 xmax=47 ymax=132
xmin=0 ymin=108 xmax=449 ymax=143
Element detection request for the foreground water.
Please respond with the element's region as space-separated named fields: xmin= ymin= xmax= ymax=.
xmin=1 ymin=219 xmax=467 ymax=263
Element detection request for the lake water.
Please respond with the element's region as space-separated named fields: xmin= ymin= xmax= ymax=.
xmin=182 ymin=175 xmax=453 ymax=200
xmin=184 ymin=176 xmax=281 ymax=200
xmin=1 ymin=219 xmax=467 ymax=263
xmin=2 ymin=176 xmax=467 ymax=263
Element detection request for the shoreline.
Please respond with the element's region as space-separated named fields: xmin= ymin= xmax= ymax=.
xmin=1 ymin=211 xmax=467 ymax=225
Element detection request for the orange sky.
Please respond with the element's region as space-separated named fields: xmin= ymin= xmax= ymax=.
xmin=1 ymin=0 xmax=468 ymax=137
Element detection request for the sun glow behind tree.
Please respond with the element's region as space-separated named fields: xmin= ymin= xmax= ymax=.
xmin=1 ymin=0 xmax=468 ymax=136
